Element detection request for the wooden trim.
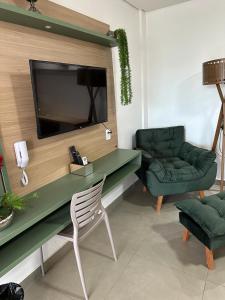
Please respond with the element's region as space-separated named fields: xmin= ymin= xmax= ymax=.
xmin=212 ymin=105 xmax=223 ymax=151
xmin=198 ymin=191 xmax=205 ymax=200
xmin=205 ymin=247 xmax=214 ymax=270
xmin=221 ymin=101 xmax=225 ymax=192
xmin=182 ymin=229 xmax=190 ymax=241
xmin=156 ymin=196 xmax=163 ymax=213
xmin=214 ymin=84 xmax=225 ymax=192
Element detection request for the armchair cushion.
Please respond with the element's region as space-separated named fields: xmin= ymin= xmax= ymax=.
xmin=149 ymin=157 xmax=199 ymax=183
xmin=149 ymin=143 xmax=216 ymax=183
xmin=179 ymin=142 xmax=216 ymax=174
xmin=176 ymin=192 xmax=225 ymax=239
xmin=136 ymin=125 xmax=217 ymax=197
xmin=136 ymin=126 xmax=184 ymax=158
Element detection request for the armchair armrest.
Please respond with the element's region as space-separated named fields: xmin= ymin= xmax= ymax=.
xmin=179 ymin=142 xmax=216 ymax=173
xmin=135 ymin=148 xmax=152 ymax=161
xmin=147 ymin=158 xmax=165 ymax=174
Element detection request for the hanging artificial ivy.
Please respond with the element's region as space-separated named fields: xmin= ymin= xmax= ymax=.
xmin=114 ymin=29 xmax=132 ymax=105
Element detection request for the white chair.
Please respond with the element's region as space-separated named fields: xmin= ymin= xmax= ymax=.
xmin=40 ymin=177 xmax=117 ymax=300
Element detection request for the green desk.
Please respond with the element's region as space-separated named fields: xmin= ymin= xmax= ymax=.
xmin=0 ymin=149 xmax=141 ymax=277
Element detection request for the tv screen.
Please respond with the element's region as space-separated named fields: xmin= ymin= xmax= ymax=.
xmin=29 ymin=60 xmax=108 ymax=139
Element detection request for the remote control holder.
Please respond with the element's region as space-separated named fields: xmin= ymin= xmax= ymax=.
xmin=69 ymin=162 xmax=93 ymax=177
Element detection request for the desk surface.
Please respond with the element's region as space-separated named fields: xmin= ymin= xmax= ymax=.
xmin=0 ymin=149 xmax=140 ymax=247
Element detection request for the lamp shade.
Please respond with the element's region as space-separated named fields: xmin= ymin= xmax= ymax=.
xmin=203 ymin=58 xmax=225 ymax=85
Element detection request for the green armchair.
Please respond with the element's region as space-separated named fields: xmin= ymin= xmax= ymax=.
xmin=136 ymin=126 xmax=217 ymax=212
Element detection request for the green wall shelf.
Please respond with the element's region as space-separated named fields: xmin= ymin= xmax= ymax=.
xmin=0 ymin=2 xmax=117 ymax=47
xmin=0 ymin=149 xmax=141 ymax=277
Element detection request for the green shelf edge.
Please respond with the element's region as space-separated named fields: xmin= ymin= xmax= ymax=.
xmin=102 ymin=163 xmax=140 ymax=196
xmin=0 ymin=2 xmax=117 ymax=47
xmin=0 ymin=149 xmax=141 ymax=247
xmin=0 ymin=152 xmax=141 ymax=277
xmin=0 ymin=204 xmax=71 ymax=277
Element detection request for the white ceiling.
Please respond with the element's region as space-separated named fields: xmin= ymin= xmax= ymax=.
xmin=126 ymin=0 xmax=191 ymax=11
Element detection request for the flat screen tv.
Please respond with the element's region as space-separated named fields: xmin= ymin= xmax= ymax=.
xmin=29 ymin=60 xmax=108 ymax=139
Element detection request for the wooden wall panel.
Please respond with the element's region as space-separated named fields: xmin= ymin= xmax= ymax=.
xmin=0 ymin=2 xmax=118 ymax=195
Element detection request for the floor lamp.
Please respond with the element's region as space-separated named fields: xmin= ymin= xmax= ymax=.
xmin=203 ymin=58 xmax=225 ymax=191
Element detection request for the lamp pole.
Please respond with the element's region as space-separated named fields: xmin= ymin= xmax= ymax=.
xmin=203 ymin=58 xmax=225 ymax=191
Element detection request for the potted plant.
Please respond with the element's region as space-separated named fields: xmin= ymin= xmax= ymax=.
xmin=114 ymin=29 xmax=133 ymax=106
xmin=0 ymin=193 xmax=25 ymax=231
xmin=0 ymin=154 xmax=37 ymax=231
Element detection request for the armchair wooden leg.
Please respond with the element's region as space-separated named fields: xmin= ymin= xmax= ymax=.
xmin=156 ymin=196 xmax=163 ymax=213
xmin=199 ymin=191 xmax=205 ymax=200
xmin=143 ymin=185 xmax=147 ymax=193
xmin=205 ymin=247 xmax=214 ymax=270
xmin=182 ymin=229 xmax=190 ymax=241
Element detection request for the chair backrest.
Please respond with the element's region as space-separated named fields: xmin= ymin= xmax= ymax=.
xmin=136 ymin=126 xmax=185 ymax=158
xmin=70 ymin=176 xmax=105 ymax=236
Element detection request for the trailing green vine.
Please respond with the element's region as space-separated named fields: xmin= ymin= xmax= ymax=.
xmin=114 ymin=29 xmax=132 ymax=105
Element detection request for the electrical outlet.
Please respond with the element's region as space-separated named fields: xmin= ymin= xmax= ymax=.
xmin=105 ymin=129 xmax=112 ymax=140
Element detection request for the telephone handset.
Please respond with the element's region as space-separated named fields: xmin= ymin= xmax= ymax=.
xmin=14 ymin=141 xmax=29 ymax=186
xmin=69 ymin=146 xmax=83 ymax=165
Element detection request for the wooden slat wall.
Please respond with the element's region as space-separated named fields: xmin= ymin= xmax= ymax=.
xmin=0 ymin=1 xmax=118 ymax=195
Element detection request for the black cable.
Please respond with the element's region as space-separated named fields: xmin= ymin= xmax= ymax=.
xmin=102 ymin=123 xmax=112 ymax=132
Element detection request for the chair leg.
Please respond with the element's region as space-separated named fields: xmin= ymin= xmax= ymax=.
xmin=182 ymin=229 xmax=190 ymax=241
xmin=40 ymin=246 xmax=45 ymax=277
xmin=205 ymin=247 xmax=214 ymax=270
xmin=104 ymin=212 xmax=117 ymax=262
xmin=156 ymin=196 xmax=164 ymax=213
xmin=199 ymin=191 xmax=205 ymax=200
xmin=143 ymin=185 xmax=147 ymax=193
xmin=73 ymin=241 xmax=89 ymax=300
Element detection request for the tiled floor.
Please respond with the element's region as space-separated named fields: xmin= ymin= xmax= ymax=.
xmin=23 ymin=181 xmax=225 ymax=300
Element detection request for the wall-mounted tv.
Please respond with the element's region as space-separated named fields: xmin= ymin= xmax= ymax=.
xmin=29 ymin=60 xmax=108 ymax=139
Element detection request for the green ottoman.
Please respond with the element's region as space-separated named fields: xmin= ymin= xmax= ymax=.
xmin=176 ymin=192 xmax=225 ymax=269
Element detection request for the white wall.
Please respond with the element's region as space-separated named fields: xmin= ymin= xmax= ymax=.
xmin=146 ymin=0 xmax=224 ymax=161
xmin=0 ymin=0 xmax=143 ymax=284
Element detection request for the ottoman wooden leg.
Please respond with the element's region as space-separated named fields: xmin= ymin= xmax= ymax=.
xmin=205 ymin=247 xmax=214 ymax=270
xmin=156 ymin=196 xmax=164 ymax=213
xmin=199 ymin=191 xmax=205 ymax=200
xmin=143 ymin=185 xmax=147 ymax=193
xmin=182 ymin=229 xmax=190 ymax=241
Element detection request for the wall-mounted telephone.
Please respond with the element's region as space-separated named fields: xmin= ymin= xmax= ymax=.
xmin=14 ymin=141 xmax=29 ymax=186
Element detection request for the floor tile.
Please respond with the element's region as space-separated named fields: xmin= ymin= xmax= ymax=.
xmin=203 ymin=281 xmax=225 ymax=300
xmin=135 ymin=232 xmax=208 ymax=281
xmin=205 ymin=247 xmax=225 ymax=286
xmin=23 ymin=181 xmax=221 ymax=300
xmin=107 ymin=254 xmax=204 ymax=300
